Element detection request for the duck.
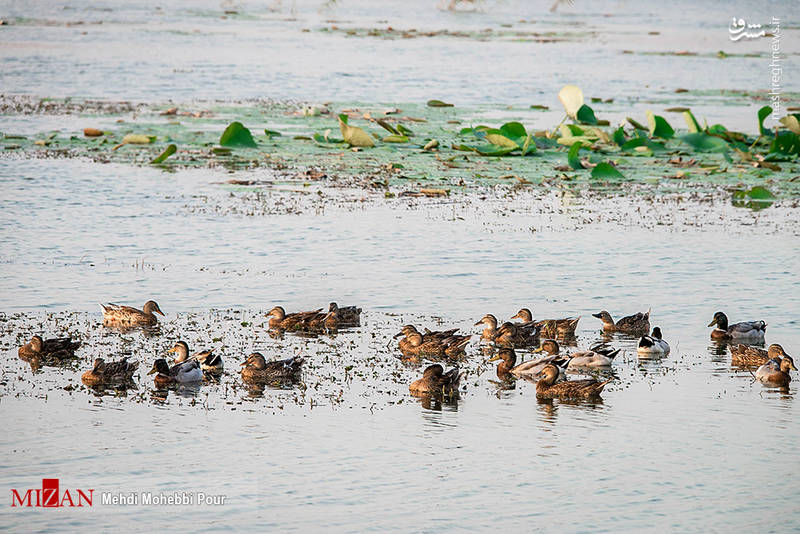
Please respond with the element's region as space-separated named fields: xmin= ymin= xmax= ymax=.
xmin=755 ymin=354 xmax=797 ymax=387
xmin=18 ymin=335 xmax=81 ymax=361
xmin=535 ymin=339 xmax=619 ymax=369
xmin=731 ymin=343 xmax=789 ymax=367
xmin=592 ymin=309 xmax=650 ymax=334
xmin=493 ymin=321 xmax=538 ymax=348
xmin=474 ymin=314 xmax=502 ymax=342
xmin=511 ymin=308 xmax=580 ymax=338
xmin=169 ymin=340 xmax=223 ymax=374
xmin=395 ymin=325 xmax=470 ymax=359
xmin=535 ymin=364 xmax=613 ymax=399
xmin=487 ymin=347 xmax=568 ymax=381
xmin=637 ymin=327 xmax=670 ymax=356
xmin=81 ymin=357 xmax=138 ymax=386
xmin=240 ymin=352 xmax=304 ymax=384
xmin=147 ymin=358 xmax=203 ymax=387
xmin=708 ymin=312 xmax=766 ymax=342
xmin=266 ymin=306 xmax=323 ymax=330
xmin=303 ymin=310 xmax=340 ymax=332
xmin=328 ymin=302 xmax=361 ymax=326
xmin=409 ymin=364 xmax=461 ymax=396
xmin=101 ymin=300 xmax=164 ymax=327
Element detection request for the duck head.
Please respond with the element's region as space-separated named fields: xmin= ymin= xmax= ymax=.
xmin=536 ymin=363 xmax=561 ymax=385
xmin=91 ymin=358 xmax=105 ymax=373
xmin=422 ymin=363 xmax=445 ymax=379
xmin=147 ymin=358 xmax=171 ymax=376
xmin=592 ymin=311 xmax=614 ymax=326
xmin=767 ymin=344 xmax=789 ymax=359
xmin=328 ymin=302 xmax=339 ymax=312
xmin=393 ymin=325 xmax=418 ymax=339
xmin=30 ymin=335 xmax=44 ymax=353
xmin=511 ymin=308 xmax=533 ymax=322
xmin=242 ymin=352 xmax=267 ymax=370
xmin=167 ymin=341 xmax=190 ymax=362
xmin=534 ymin=339 xmax=560 ymax=356
xmin=781 ymin=355 xmax=798 ymax=373
xmin=267 ymin=306 xmax=286 ymax=320
xmin=474 ymin=314 xmax=498 ymax=328
xmin=651 ymin=327 xmax=663 ymax=340
xmin=143 ymin=300 xmax=165 ymax=317
xmin=708 ymin=311 xmax=729 ymax=330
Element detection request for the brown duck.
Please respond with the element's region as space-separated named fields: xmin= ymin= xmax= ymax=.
xmin=409 ymin=364 xmax=461 ymax=396
xmin=493 ymin=321 xmax=538 ymax=348
xmin=730 ymin=343 xmax=789 ymax=367
xmin=240 ymin=352 xmax=304 ymax=384
xmin=395 ymin=325 xmax=470 ymax=359
xmin=18 ymin=335 xmax=81 ymax=361
xmin=511 ymin=308 xmax=580 ymax=338
xmin=487 ymin=347 xmax=568 ymax=380
xmin=328 ymin=302 xmax=362 ymax=326
xmin=81 ymin=357 xmax=139 ymax=386
xmin=266 ymin=306 xmax=323 ymax=330
xmin=101 ymin=300 xmax=164 ymax=327
xmin=755 ymin=355 xmax=797 ymax=387
xmin=536 ymin=364 xmax=612 ymax=399
xmin=592 ymin=309 xmax=650 ymax=334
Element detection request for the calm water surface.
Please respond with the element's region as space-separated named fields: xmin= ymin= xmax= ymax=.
xmin=1 ymin=0 xmax=800 ymax=531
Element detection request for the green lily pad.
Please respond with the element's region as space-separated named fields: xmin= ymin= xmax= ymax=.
xmin=732 ymin=185 xmax=776 ymax=210
xmin=567 ymin=142 xmax=584 ymax=170
xmin=591 ymin=162 xmax=625 ymax=179
xmin=576 ymin=104 xmax=598 ymax=125
xmin=680 ymin=133 xmax=729 ymax=153
xmin=264 ymin=129 xmax=282 ymax=138
xmin=683 ymin=110 xmax=702 ymax=133
xmin=647 ymin=111 xmax=675 ymax=139
xmin=758 ymin=106 xmax=773 ymax=136
xmin=220 ymin=122 xmax=257 ymax=148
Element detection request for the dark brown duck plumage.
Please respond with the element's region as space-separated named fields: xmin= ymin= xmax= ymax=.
xmin=267 ymin=306 xmax=323 ymax=330
xmin=730 ymin=343 xmax=788 ymax=367
xmin=512 ymin=308 xmax=580 ymax=338
xmin=592 ymin=310 xmax=650 ymax=334
xmin=395 ymin=325 xmax=470 ymax=359
xmin=18 ymin=335 xmax=81 ymax=361
xmin=101 ymin=300 xmax=164 ymax=327
xmin=81 ymin=357 xmax=139 ymax=386
xmin=535 ymin=364 xmax=612 ymax=399
xmin=240 ymin=352 xmax=304 ymax=384
xmin=409 ymin=364 xmax=461 ymax=396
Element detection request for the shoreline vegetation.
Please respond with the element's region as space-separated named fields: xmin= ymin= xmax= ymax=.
xmin=1 ymin=88 xmax=798 ymax=209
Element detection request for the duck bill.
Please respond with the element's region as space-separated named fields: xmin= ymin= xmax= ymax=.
xmin=393 ymin=331 xmax=405 ymax=339
xmin=155 ymin=309 xmax=165 ymax=316
xmin=487 ymin=354 xmax=501 ymax=362
xmin=473 ymin=319 xmax=484 ymax=326
xmin=707 ymin=320 xmax=716 ymax=327
xmin=166 ymin=347 xmax=177 ymax=353
xmin=146 ymin=366 xmax=158 ymax=375
xmin=533 ymin=347 xmax=544 ymax=353
xmin=510 ymin=312 xmax=521 ymax=320
xmin=591 ymin=313 xmax=602 ymax=319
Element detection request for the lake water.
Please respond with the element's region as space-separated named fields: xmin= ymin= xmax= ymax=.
xmin=1 ymin=0 xmax=800 ymax=531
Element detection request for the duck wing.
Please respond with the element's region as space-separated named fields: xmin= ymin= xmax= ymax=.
xmin=730 ymin=321 xmax=766 ymax=334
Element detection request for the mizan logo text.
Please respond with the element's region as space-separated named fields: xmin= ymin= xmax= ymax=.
xmin=11 ymin=479 xmax=94 ymax=508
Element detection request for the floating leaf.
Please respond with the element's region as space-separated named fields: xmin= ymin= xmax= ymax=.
xmin=520 ymin=134 xmax=533 ymax=156
xmin=338 ymin=114 xmax=375 ymax=147
xmin=576 ymin=104 xmax=598 ymax=125
xmin=680 ymin=133 xmax=729 ymax=152
xmin=558 ymin=85 xmax=584 ymax=119
xmin=612 ymin=127 xmax=626 ymax=146
xmin=397 ymin=124 xmax=414 ymax=136
xmin=567 ymin=143 xmax=583 ymax=170
xmin=264 ymin=128 xmax=281 ymax=138
xmin=591 ymin=162 xmax=625 ymax=179
xmin=452 ymin=143 xmax=516 ymax=156
xmin=484 ymin=132 xmax=518 ymax=148
xmin=530 ymin=104 xmax=549 ymax=110
xmin=150 ymin=144 xmax=176 ymax=164
xmin=427 ymin=99 xmax=454 ymax=108
xmin=376 ymin=119 xmax=399 ymax=135
xmin=212 ymin=147 xmax=232 ymax=155
xmin=122 ymin=134 xmax=152 ymax=145
xmin=732 ymin=186 xmax=776 ymax=210
xmin=647 ymin=111 xmax=675 ymax=139
xmin=84 ymin=128 xmax=104 ymax=137
xmin=758 ymin=106 xmax=773 ymax=136
xmin=765 ymin=131 xmax=800 ymax=159
xmin=382 ymin=134 xmax=409 ymax=143
xmin=683 ymin=110 xmax=702 ymax=133
xmin=220 ymin=122 xmax=257 ymax=148
xmin=779 ymin=114 xmax=800 ymax=135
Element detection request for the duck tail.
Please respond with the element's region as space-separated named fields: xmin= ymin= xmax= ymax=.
xmin=607 ymin=349 xmax=621 ymax=360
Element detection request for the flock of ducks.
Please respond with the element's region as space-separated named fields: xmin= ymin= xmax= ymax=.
xmin=15 ymin=299 xmax=795 ymax=400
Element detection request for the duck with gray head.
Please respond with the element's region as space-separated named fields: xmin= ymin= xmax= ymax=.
xmin=755 ymin=354 xmax=797 ymax=387
xmin=731 ymin=343 xmax=789 ymax=367
xmin=240 ymin=352 xmax=304 ymax=384
xmin=18 ymin=335 xmax=81 ymax=361
xmin=708 ymin=311 xmax=766 ymax=342
xmin=535 ymin=364 xmax=613 ymax=399
xmin=81 ymin=357 xmax=138 ymax=386
xmin=409 ymin=364 xmax=461 ymax=396
xmin=147 ymin=358 xmax=203 ymax=387
xmin=592 ymin=309 xmax=650 ymax=334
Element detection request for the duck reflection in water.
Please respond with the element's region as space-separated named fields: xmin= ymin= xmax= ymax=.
xmin=536 ymin=395 xmax=605 ymax=424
